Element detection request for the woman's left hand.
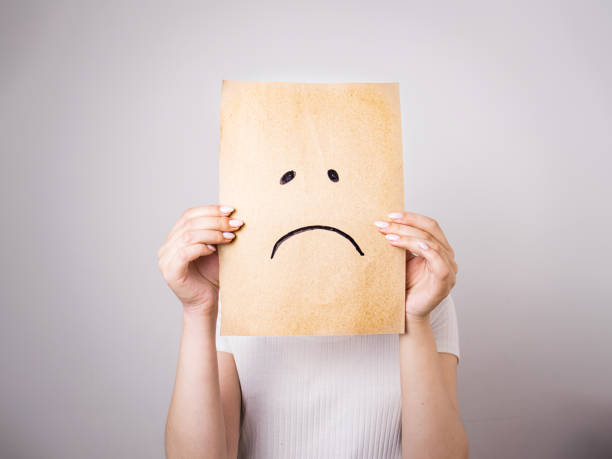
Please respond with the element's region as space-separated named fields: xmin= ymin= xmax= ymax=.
xmin=375 ymin=211 xmax=458 ymax=320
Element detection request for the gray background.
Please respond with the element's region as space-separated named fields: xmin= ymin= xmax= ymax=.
xmin=1 ymin=1 xmax=610 ymax=458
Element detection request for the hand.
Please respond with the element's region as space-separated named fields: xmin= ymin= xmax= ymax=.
xmin=374 ymin=212 xmax=458 ymax=320
xmin=157 ymin=205 xmax=245 ymax=316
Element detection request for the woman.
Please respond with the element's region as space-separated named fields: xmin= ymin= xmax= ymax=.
xmin=158 ymin=204 xmax=468 ymax=458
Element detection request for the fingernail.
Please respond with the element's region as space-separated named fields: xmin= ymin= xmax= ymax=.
xmin=388 ymin=212 xmax=403 ymax=219
xmin=229 ymin=219 xmax=243 ymax=228
xmin=418 ymin=241 xmax=430 ymax=250
xmin=374 ymin=221 xmax=389 ymax=228
xmin=223 ymin=232 xmax=235 ymax=239
xmin=385 ymin=234 xmax=400 ymax=241
xmin=410 ymin=251 xmax=419 ymax=257
xmin=220 ymin=206 xmax=234 ymax=214
xmin=207 ymin=244 xmax=216 ymax=251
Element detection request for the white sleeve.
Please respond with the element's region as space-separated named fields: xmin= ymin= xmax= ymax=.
xmin=429 ymin=293 xmax=461 ymax=361
xmin=215 ymin=301 xmax=233 ymax=354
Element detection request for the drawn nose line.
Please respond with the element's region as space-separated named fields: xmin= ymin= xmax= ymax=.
xmin=270 ymin=225 xmax=365 ymax=259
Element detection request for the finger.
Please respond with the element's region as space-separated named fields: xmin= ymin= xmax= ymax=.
xmin=386 ymin=229 xmax=458 ymax=275
xmin=374 ymin=220 xmax=452 ymax=254
xmin=386 ymin=211 xmax=453 ymax=256
xmin=378 ymin=223 xmax=453 ymax=263
xmin=167 ymin=206 xmax=236 ymax=242
xmin=178 ymin=228 xmax=238 ymax=247
xmin=164 ymin=243 xmax=216 ymax=281
xmin=166 ymin=205 xmax=235 ymax=242
xmin=161 ymin=228 xmax=238 ymax=279
xmin=168 ymin=215 xmax=244 ymax=245
xmin=384 ymin=233 xmax=454 ymax=282
xmin=159 ymin=228 xmax=237 ymax=260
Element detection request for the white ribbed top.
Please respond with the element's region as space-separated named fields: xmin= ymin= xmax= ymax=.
xmin=216 ymin=294 xmax=460 ymax=459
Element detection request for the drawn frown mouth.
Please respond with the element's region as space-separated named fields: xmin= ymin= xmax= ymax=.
xmin=270 ymin=225 xmax=365 ymax=259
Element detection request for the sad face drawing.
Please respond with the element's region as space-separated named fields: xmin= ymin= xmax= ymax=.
xmin=218 ymin=81 xmax=406 ymax=336
xmin=270 ymin=168 xmax=365 ymax=259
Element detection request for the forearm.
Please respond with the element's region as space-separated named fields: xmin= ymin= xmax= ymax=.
xmin=165 ymin=308 xmax=228 ymax=459
xmin=399 ymin=316 xmax=468 ymax=459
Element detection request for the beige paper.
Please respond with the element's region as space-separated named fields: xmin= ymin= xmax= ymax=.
xmin=218 ymin=81 xmax=405 ymax=336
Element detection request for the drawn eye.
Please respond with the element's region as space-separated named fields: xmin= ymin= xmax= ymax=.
xmin=280 ymin=170 xmax=296 ymax=185
xmin=327 ymin=169 xmax=339 ymax=182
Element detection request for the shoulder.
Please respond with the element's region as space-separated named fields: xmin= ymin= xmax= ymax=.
xmin=215 ymin=306 xmax=233 ymax=354
xmin=429 ymin=294 xmax=461 ymax=361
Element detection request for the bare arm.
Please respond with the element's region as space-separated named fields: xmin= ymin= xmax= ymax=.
xmin=165 ymin=311 xmax=229 ymax=458
xmin=399 ymin=317 xmax=468 ymax=458
xmin=218 ymin=351 xmax=242 ymax=458
xmin=374 ymin=211 xmax=468 ymax=458
xmin=157 ymin=205 xmax=244 ymax=458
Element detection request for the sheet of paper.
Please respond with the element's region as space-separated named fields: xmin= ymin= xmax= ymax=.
xmin=218 ymin=81 xmax=406 ymax=336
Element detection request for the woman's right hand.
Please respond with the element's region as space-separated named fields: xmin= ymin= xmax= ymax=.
xmin=157 ymin=205 xmax=244 ymax=316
